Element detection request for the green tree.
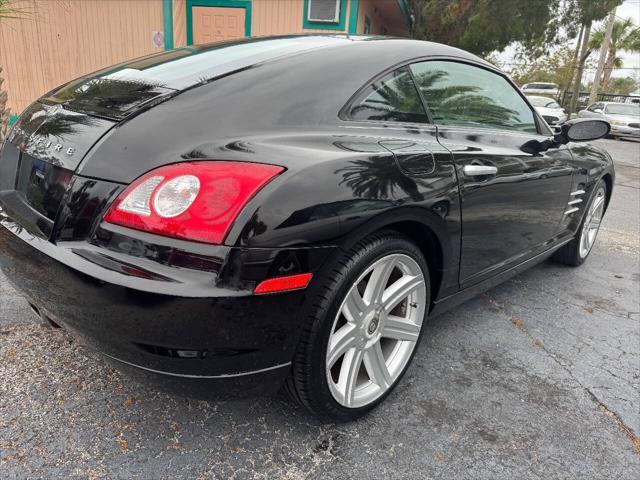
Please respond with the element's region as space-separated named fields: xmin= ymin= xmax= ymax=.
xmin=410 ymin=0 xmax=561 ymax=57
xmin=509 ymin=46 xmax=594 ymax=92
xmin=565 ymin=0 xmax=622 ymax=113
xmin=607 ymin=76 xmax=638 ymax=95
xmin=588 ymin=17 xmax=640 ymax=90
xmin=409 ymin=0 xmax=621 ymax=60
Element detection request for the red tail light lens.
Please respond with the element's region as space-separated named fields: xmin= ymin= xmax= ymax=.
xmin=254 ymin=273 xmax=313 ymax=295
xmin=103 ymin=161 xmax=284 ymax=244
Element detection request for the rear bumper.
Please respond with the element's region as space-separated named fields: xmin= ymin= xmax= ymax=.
xmin=0 ymin=220 xmax=336 ymax=397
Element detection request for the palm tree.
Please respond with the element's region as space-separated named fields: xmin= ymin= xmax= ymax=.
xmin=0 ymin=0 xmax=28 ymax=144
xmin=0 ymin=66 xmax=9 ymax=143
xmin=589 ymin=17 xmax=640 ymax=90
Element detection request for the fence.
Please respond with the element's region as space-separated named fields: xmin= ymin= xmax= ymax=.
xmin=559 ymin=91 xmax=640 ymax=112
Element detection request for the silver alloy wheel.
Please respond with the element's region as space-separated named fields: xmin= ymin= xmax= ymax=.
xmin=326 ymin=253 xmax=427 ymax=408
xmin=579 ymin=186 xmax=606 ymax=259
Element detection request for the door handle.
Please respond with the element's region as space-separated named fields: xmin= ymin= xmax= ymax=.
xmin=463 ymin=165 xmax=498 ymax=177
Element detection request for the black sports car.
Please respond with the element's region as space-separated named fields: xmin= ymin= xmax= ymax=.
xmin=0 ymin=36 xmax=613 ymax=422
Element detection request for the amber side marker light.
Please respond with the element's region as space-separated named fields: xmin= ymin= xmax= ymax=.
xmin=254 ymin=273 xmax=313 ymax=295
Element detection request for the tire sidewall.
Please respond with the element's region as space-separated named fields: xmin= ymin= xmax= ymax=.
xmin=301 ymin=233 xmax=430 ymax=421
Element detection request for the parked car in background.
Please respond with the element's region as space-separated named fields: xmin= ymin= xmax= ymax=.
xmin=578 ymin=102 xmax=640 ymax=139
xmin=521 ymin=82 xmax=560 ymax=97
xmin=526 ymin=95 xmax=568 ymax=125
xmin=0 ymin=35 xmax=614 ymax=422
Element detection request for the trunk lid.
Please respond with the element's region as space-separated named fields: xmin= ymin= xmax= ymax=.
xmin=0 ymin=102 xmax=115 ymax=239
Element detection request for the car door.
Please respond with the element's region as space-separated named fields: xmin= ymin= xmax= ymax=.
xmin=339 ymin=66 xmax=462 ymax=299
xmin=409 ymin=60 xmax=574 ymax=287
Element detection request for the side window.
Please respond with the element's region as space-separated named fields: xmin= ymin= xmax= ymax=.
xmin=409 ymin=61 xmax=538 ymax=134
xmin=348 ymin=67 xmax=428 ymax=124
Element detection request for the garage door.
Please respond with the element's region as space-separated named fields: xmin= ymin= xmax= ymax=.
xmin=192 ymin=6 xmax=246 ymax=44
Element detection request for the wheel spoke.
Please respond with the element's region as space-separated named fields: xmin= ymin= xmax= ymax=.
xmin=342 ymin=288 xmax=366 ymax=323
xmin=382 ymin=274 xmax=424 ymax=313
xmin=363 ymin=342 xmax=391 ymax=389
xmin=580 ymin=189 xmax=606 ymax=258
xmin=337 ymin=347 xmax=364 ymax=407
xmin=591 ymin=195 xmax=605 ymax=215
xmin=326 ymin=253 xmax=427 ymax=409
xmin=580 ymin=224 xmax=591 ymax=255
xmin=363 ymin=257 xmax=396 ymax=305
xmin=382 ymin=315 xmax=420 ymax=342
xmin=327 ymin=324 xmax=358 ymax=367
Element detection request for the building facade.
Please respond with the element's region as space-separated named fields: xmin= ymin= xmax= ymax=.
xmin=1 ymin=0 xmax=412 ymax=115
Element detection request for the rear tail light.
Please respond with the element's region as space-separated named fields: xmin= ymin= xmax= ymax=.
xmin=103 ymin=161 xmax=284 ymax=244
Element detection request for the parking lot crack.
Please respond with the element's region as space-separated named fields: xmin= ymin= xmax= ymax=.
xmin=485 ymin=293 xmax=640 ymax=453
xmin=529 ymin=325 xmax=639 ymax=453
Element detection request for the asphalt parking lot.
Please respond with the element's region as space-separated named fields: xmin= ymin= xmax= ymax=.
xmin=1 ymin=138 xmax=638 ymax=479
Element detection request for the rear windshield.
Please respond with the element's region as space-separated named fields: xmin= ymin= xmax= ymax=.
xmin=604 ymin=104 xmax=640 ymax=116
xmin=42 ymin=36 xmax=351 ymax=119
xmin=527 ymin=96 xmax=560 ymax=108
xmin=91 ymin=36 xmax=349 ymax=89
xmin=525 ymin=83 xmax=558 ymax=90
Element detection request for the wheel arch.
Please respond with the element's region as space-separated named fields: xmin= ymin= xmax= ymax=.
xmin=601 ymin=173 xmax=613 ymax=212
xmin=383 ymin=220 xmax=444 ymax=310
xmin=336 ymin=207 xmax=455 ymax=310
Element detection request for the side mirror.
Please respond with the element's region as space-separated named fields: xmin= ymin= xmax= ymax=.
xmin=554 ymin=118 xmax=610 ymax=144
xmin=593 ymin=109 xmax=604 ymax=114
xmin=521 ymin=119 xmax=610 ymax=154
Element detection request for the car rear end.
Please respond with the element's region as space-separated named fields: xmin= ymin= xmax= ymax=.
xmin=0 ymin=43 xmax=346 ymax=396
xmin=0 ymin=107 xmax=320 ymax=397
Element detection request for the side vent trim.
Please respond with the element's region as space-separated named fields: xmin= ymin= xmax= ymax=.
xmin=565 ymin=189 xmax=586 ymax=215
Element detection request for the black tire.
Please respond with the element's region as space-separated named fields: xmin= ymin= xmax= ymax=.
xmin=286 ymin=231 xmax=430 ymax=422
xmin=552 ymin=179 xmax=608 ymax=267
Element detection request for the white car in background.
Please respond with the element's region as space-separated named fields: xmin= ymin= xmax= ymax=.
xmin=526 ymin=95 xmax=568 ymax=125
xmin=578 ymin=102 xmax=640 ymax=139
xmin=521 ymin=82 xmax=560 ymax=97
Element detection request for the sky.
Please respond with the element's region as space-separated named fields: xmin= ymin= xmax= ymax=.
xmin=497 ymin=0 xmax=640 ymax=81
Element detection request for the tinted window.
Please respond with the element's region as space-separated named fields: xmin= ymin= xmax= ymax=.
xmin=604 ymin=103 xmax=640 ymax=116
xmin=46 ymin=36 xmax=351 ymax=93
xmin=527 ymin=83 xmax=558 ymax=90
xmin=410 ymin=61 xmax=537 ymax=133
xmin=348 ymin=67 xmax=428 ymax=123
xmin=528 ymin=96 xmax=560 ymax=108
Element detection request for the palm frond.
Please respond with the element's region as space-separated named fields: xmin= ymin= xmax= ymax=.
xmin=0 ymin=0 xmax=31 ymax=19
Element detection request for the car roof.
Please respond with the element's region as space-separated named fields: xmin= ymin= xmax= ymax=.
xmin=49 ymin=35 xmax=492 ymax=93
